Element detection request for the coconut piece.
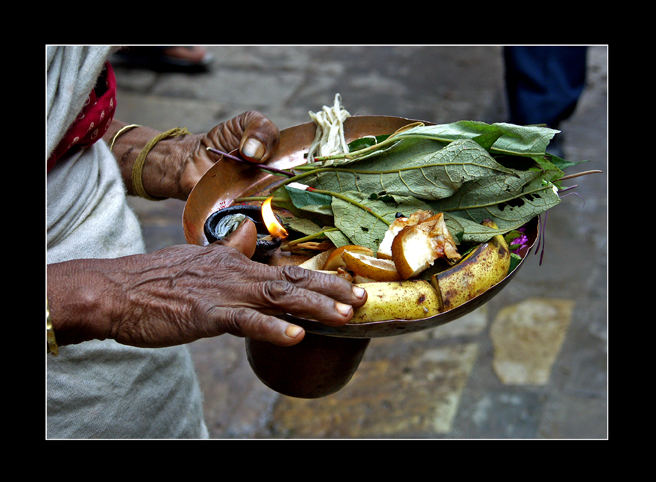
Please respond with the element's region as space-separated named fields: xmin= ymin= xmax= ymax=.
xmin=376 ymin=210 xmax=434 ymax=259
xmin=391 ymin=212 xmax=461 ymax=279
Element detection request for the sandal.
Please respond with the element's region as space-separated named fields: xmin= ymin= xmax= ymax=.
xmin=112 ymin=46 xmax=213 ymax=73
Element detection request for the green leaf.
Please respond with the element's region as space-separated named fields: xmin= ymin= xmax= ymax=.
xmin=509 ymin=253 xmax=522 ymax=273
xmin=285 ymin=217 xmax=324 ymax=236
xmin=348 ymin=134 xmax=389 ymax=152
xmin=324 ymin=229 xmax=352 ymax=248
xmin=285 ymin=185 xmax=333 ymax=216
xmin=472 ymin=128 xmax=504 ymax=151
xmin=274 ymin=121 xmax=578 ymax=251
xmin=392 ymin=121 xmax=559 ymax=157
xmin=331 ymin=191 xmax=433 ymax=252
xmin=302 ymin=138 xmax=516 ymax=201
xmin=547 ymin=152 xmax=589 ymax=171
xmin=443 ymin=215 xmax=501 ymax=243
xmin=488 ymin=122 xmax=558 ymax=156
xmin=531 ymin=155 xmax=563 ymax=180
xmin=314 ymin=121 xmax=575 ymax=170
xmin=433 ymin=173 xmax=560 ymax=240
xmin=504 ymin=229 xmax=524 ymax=245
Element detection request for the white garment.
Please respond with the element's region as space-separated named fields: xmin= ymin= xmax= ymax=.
xmin=46 ymin=46 xmax=207 ymax=438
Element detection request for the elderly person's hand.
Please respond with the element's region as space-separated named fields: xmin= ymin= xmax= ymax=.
xmin=47 ymin=219 xmax=367 ymax=349
xmin=49 ymin=112 xmax=367 ymax=351
xmin=178 ymin=111 xmax=280 ymax=198
xmin=106 ymin=111 xmax=280 ymax=200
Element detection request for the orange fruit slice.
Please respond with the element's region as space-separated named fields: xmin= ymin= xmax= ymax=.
xmin=342 ymin=250 xmax=401 ymax=282
xmin=322 ymin=245 xmax=374 ymax=271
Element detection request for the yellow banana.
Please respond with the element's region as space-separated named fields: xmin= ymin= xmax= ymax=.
xmin=430 ymin=221 xmax=511 ymax=313
xmin=302 ymin=220 xmax=511 ymax=323
xmin=350 ymin=280 xmax=441 ymax=323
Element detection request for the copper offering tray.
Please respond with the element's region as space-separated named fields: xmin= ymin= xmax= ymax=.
xmin=183 ymin=115 xmax=538 ymax=398
xmin=183 ymin=115 xmax=537 ymax=339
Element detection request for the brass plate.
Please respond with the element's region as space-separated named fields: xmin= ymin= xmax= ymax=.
xmin=183 ymin=115 xmax=538 ymax=338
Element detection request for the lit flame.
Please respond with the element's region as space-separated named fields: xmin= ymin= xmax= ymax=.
xmin=261 ymin=197 xmax=288 ymax=239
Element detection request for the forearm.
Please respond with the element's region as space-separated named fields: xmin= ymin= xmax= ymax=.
xmin=102 ymin=112 xmax=281 ymax=202
xmin=103 ymin=119 xmax=196 ymax=200
xmin=47 ymin=258 xmax=122 ymax=347
xmin=45 ymin=237 xmax=367 ymax=350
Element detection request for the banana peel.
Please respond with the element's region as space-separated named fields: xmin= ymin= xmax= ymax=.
xmin=348 ymin=220 xmax=511 ymax=323
xmin=430 ymin=220 xmax=511 ymax=313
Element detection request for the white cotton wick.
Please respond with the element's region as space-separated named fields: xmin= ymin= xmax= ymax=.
xmin=306 ymin=93 xmax=351 ymax=164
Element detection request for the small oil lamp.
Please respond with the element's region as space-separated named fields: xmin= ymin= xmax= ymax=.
xmin=204 ymin=197 xmax=288 ymax=260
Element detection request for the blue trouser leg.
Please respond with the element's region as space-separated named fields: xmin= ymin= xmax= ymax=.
xmin=503 ymin=46 xmax=587 ymax=129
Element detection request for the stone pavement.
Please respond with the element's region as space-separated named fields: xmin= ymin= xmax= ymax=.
xmin=112 ymin=45 xmax=607 ymax=439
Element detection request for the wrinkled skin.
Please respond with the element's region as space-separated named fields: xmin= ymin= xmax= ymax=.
xmin=103 ymin=220 xmax=367 ymax=348
xmin=108 ymin=111 xmax=282 ymax=201
xmin=176 ymin=111 xmax=280 ymax=199
xmin=50 ymin=112 xmax=368 ymax=349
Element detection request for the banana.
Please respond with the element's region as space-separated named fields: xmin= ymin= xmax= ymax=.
xmin=301 ymin=219 xmax=511 ymax=323
xmin=350 ymin=280 xmax=441 ymax=323
xmin=430 ymin=220 xmax=511 ymax=313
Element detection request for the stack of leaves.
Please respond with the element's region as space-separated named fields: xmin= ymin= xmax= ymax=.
xmin=255 ymin=120 xmax=586 ymax=254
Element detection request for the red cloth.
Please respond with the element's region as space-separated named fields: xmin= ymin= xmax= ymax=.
xmin=47 ymin=62 xmax=117 ymax=172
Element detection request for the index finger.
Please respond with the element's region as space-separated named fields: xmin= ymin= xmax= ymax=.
xmin=273 ymin=264 xmax=368 ymax=308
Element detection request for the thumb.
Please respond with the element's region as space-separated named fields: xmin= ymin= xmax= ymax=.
xmin=237 ymin=112 xmax=280 ymax=162
xmin=218 ymin=218 xmax=258 ymax=258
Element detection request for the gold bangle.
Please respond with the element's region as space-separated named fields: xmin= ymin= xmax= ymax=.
xmin=131 ymin=127 xmax=191 ymax=201
xmin=46 ymin=299 xmax=58 ymax=356
xmin=109 ymin=124 xmax=141 ymax=152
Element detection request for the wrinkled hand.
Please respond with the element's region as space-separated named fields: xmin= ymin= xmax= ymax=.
xmin=177 ymin=111 xmax=280 ymax=199
xmin=106 ymin=220 xmax=367 ymax=348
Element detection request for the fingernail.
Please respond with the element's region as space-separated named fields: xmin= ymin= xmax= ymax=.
xmin=241 ymin=138 xmax=265 ymax=160
xmin=285 ymin=325 xmax=303 ymax=338
xmin=352 ymin=286 xmax=366 ymax=298
xmin=335 ymin=302 xmax=353 ymax=316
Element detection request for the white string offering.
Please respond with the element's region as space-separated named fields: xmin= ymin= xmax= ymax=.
xmin=306 ymin=93 xmax=351 ymax=165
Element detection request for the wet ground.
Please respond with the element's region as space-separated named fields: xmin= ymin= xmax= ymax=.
xmin=112 ymin=45 xmax=607 ymax=439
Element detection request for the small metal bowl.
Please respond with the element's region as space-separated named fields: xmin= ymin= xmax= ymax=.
xmin=204 ymin=204 xmax=282 ymax=260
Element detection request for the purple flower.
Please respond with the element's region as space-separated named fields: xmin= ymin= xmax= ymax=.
xmin=509 ymin=234 xmax=529 ymax=253
xmin=507 ymin=226 xmax=530 ymax=254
